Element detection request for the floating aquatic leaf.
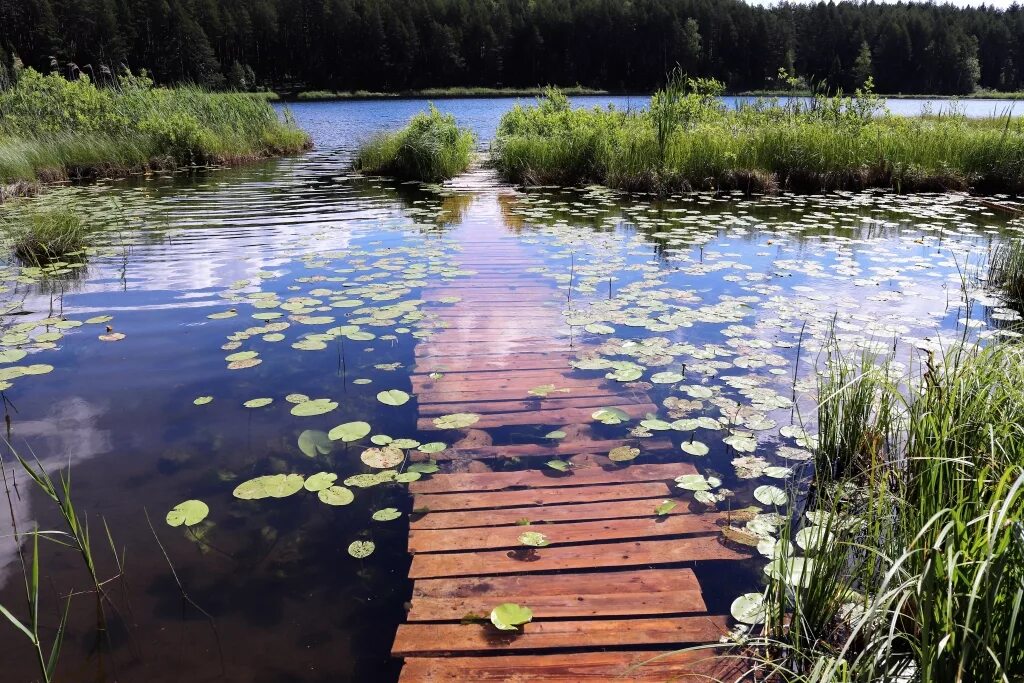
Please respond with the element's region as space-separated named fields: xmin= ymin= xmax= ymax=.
xmin=0 ymin=350 xmax=27 ymax=363
xmin=489 ymin=603 xmax=533 ymax=631
xmin=606 ymin=368 xmax=642 ymax=382
xmin=518 ymin=531 xmax=549 ymax=547
xmin=592 ymin=407 xmax=629 ymax=425
xmin=654 ymin=500 xmax=677 ymax=516
xmin=395 ymin=472 xmax=421 ymax=483
xmin=585 ymin=323 xmax=614 ymax=334
xmin=795 ymin=526 xmax=835 ymax=553
xmin=348 ymin=540 xmax=375 ymax=558
xmin=227 ymin=357 xmax=260 ymax=370
xmin=391 ymin=438 xmax=420 ymax=449
xmin=233 ymin=474 xmax=305 ymax=500
xmin=286 ymin=393 xmax=310 ymax=404
xmin=545 ymin=430 xmax=566 ymax=439
xmin=608 ymin=446 xmax=640 ymax=462
xmin=193 ymin=396 xmax=213 ymax=406
xmin=730 ymin=593 xmax=767 ymax=625
xmin=243 ymin=397 xmax=273 ymax=408
xmin=372 ymin=508 xmax=401 ymax=522
xmin=408 ymin=462 xmax=439 ymax=474
xmin=545 ymin=459 xmax=570 ymax=472
xmin=650 ymin=372 xmax=684 ymax=384
xmin=433 ymin=413 xmax=480 ymax=429
xmin=640 ymin=419 xmax=673 ymax=431
xmin=99 ymin=332 xmax=125 ymax=342
xmin=724 ymin=433 xmax=757 ymax=453
xmin=676 ymin=474 xmax=711 ymax=491
xmin=377 ymin=389 xmax=410 ymax=406
xmin=361 ymin=446 xmax=404 ymax=469
xmin=764 ymin=466 xmax=793 ymax=479
xmin=225 ymin=351 xmax=258 ymax=362
xmin=298 ymin=429 xmax=333 ymax=457
xmin=371 ymin=434 xmax=393 ymax=445
xmin=721 ymin=525 xmax=761 ymax=546
xmin=683 ymin=385 xmax=713 ymax=399
xmin=417 ymin=442 xmax=446 ymax=453
xmin=754 ymin=485 xmax=788 ymax=507
xmin=328 ymin=421 xmax=371 ymax=442
xmin=166 ymin=500 xmax=209 ymax=527
xmin=303 ymin=472 xmax=338 ymax=492
xmin=85 ymin=315 xmax=113 ymax=324
xmin=318 ymin=485 xmax=354 ymax=506
xmin=290 ymin=398 xmax=338 ymax=417
xmin=681 ymin=441 xmax=709 ymax=456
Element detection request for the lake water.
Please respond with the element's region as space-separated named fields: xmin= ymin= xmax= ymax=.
xmin=0 ymin=99 xmax=1020 ymax=682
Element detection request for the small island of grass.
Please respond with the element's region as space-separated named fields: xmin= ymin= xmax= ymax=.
xmin=354 ymin=107 xmax=475 ymax=182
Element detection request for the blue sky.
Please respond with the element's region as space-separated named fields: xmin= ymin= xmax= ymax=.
xmin=745 ymin=0 xmax=1016 ymax=7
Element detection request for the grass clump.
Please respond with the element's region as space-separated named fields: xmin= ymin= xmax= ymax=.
xmin=0 ymin=69 xmax=310 ymax=184
xmin=743 ymin=340 xmax=1024 ymax=681
xmin=492 ymin=78 xmax=1024 ymax=194
xmin=354 ymin=106 xmax=475 ymax=182
xmin=989 ymin=238 xmax=1024 ymax=305
xmin=2 ymin=198 xmax=90 ymax=265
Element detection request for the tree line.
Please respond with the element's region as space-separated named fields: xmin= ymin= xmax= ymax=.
xmin=0 ymin=0 xmax=1021 ymax=95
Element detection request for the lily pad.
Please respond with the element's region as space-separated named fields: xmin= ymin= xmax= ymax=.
xmin=328 ymin=421 xmax=372 ymax=442
xmin=417 ymin=442 xmax=447 ymax=453
xmin=298 ymin=429 xmax=333 ymax=457
xmin=377 ymin=389 xmax=410 ymax=406
xmin=372 ymin=508 xmax=401 ymax=522
xmin=433 ymin=413 xmax=480 ymax=429
xmin=243 ymin=397 xmax=273 ymax=408
xmin=193 ymin=396 xmax=213 ymax=406
xmin=318 ymin=485 xmax=354 ymax=506
xmin=654 ymin=500 xmax=677 ymax=516
xmin=361 ymin=446 xmax=404 ymax=469
xmin=730 ymin=592 xmax=767 ymax=625
xmin=681 ymin=441 xmax=709 ymax=456
xmin=290 ymin=398 xmax=338 ymax=417
xmin=233 ymin=473 xmax=305 ymax=500
xmin=608 ymin=446 xmax=640 ymax=462
xmin=518 ymin=531 xmax=549 ymax=547
xmin=754 ymin=485 xmax=788 ymax=507
xmin=490 ymin=603 xmax=533 ymax=631
xmin=348 ymin=540 xmax=375 ymax=558
xmin=303 ymin=472 xmax=338 ymax=492
xmin=545 ymin=459 xmax=570 ymax=472
xmin=166 ymin=500 xmax=209 ymax=527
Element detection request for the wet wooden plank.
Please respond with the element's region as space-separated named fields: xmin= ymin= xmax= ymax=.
xmin=418 ymin=403 xmax=654 ymax=430
xmin=412 ymin=568 xmax=700 ymax=599
xmin=408 ymin=513 xmax=725 ymax=553
xmin=413 ymin=482 xmax=673 ymax=513
xmin=409 ymin=463 xmax=694 ymax=494
xmin=408 ymin=536 xmax=749 ymax=579
xmin=418 ymin=395 xmax=652 ymax=417
xmin=392 ymin=615 xmax=731 ymax=656
xmin=398 ymin=650 xmax=745 ymax=682
xmin=407 ymin=590 xmax=706 ymax=621
xmin=409 ymin=497 xmax=693 ymax=530
xmin=411 ymin=439 xmax=675 ymax=462
xmin=417 ymin=386 xmax=621 ymax=404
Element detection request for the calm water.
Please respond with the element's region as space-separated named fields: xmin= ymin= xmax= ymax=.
xmin=0 ymin=99 xmax=1021 ymax=682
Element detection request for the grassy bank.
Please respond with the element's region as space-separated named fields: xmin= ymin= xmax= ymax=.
xmin=294 ymin=86 xmax=607 ymax=101
xmin=735 ymin=337 xmax=1024 ymax=681
xmin=0 ymin=70 xmax=310 ymax=186
xmin=491 ymin=80 xmax=1024 ymax=194
xmin=353 ymin=107 xmax=475 ymax=182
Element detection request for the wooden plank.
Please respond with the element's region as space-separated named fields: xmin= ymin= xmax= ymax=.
xmin=398 ymin=650 xmax=745 ymax=682
xmin=418 ymin=403 xmax=654 ymax=430
xmin=410 ymin=497 xmax=694 ymax=530
xmin=409 ymin=463 xmax=694 ymax=494
xmin=417 ymin=386 xmax=620 ymax=404
xmin=413 ymin=482 xmax=673 ymax=513
xmin=412 ymin=568 xmax=700 ymax=598
xmin=408 ymin=513 xmax=725 ymax=553
xmin=409 ymin=536 xmax=748 ymax=578
xmin=411 ymin=439 xmax=675 ymax=462
xmin=418 ymin=395 xmax=651 ymax=417
xmin=392 ymin=615 xmax=731 ymax=656
xmin=408 ymin=590 xmax=706 ymax=621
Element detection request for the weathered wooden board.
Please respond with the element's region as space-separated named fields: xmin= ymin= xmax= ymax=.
xmin=413 ymin=482 xmax=674 ymax=513
xmin=409 ymin=463 xmax=694 ymax=494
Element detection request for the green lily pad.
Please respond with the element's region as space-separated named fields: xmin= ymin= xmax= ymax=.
xmin=417 ymin=442 xmax=447 ymax=453
xmin=372 ymin=508 xmax=402 ymax=522
xmin=377 ymin=389 xmax=410 ymax=406
xmin=754 ymin=485 xmax=788 ymax=507
xmin=304 ymin=472 xmax=338 ymax=492
xmin=193 ymin=396 xmax=213 ymax=406
xmin=518 ymin=531 xmax=549 ymax=547
xmin=298 ymin=430 xmax=333 ymax=457
xmin=681 ymin=441 xmax=709 ymax=456
xmin=361 ymin=446 xmax=404 ymax=469
xmin=608 ymin=446 xmax=640 ymax=462
xmin=328 ymin=421 xmax=371 ymax=442
xmin=166 ymin=500 xmax=209 ymax=527
xmin=592 ymin=407 xmax=629 ymax=425
xmin=489 ymin=603 xmax=533 ymax=631
xmin=348 ymin=540 xmax=375 ymax=558
xmin=433 ymin=413 xmax=480 ymax=429
xmin=395 ymin=472 xmax=421 ymax=483
xmin=243 ymin=397 xmax=273 ymax=408
xmin=545 ymin=430 xmax=566 ymax=439
xmin=233 ymin=473 xmax=305 ymax=500
xmin=730 ymin=592 xmax=766 ymax=625
xmin=318 ymin=485 xmax=354 ymax=506
xmin=290 ymin=398 xmax=338 ymax=417
xmin=654 ymin=500 xmax=677 ymax=516
xmin=545 ymin=459 xmax=570 ymax=472
xmin=408 ymin=462 xmax=440 ymax=474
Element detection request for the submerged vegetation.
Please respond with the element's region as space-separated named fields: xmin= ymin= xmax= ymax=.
xmin=0 ymin=69 xmax=310 ymax=185
xmin=354 ymin=107 xmax=475 ymax=182
xmin=492 ymin=80 xmax=1024 ymax=194
xmin=739 ymin=339 xmax=1024 ymax=681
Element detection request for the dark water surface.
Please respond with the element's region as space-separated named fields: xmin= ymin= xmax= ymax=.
xmin=0 ymin=99 xmax=1020 ymax=683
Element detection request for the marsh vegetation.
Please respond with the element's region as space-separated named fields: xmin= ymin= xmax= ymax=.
xmin=354 ymin=107 xmax=475 ymax=182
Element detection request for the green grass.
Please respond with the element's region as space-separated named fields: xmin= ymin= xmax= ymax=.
xmin=353 ymin=106 xmax=475 ymax=182
xmin=491 ymin=82 xmax=1024 ymax=194
xmin=747 ymin=340 xmax=1024 ymax=681
xmin=2 ymin=198 xmax=90 ymax=264
xmin=0 ymin=69 xmax=310 ymax=184
xmin=989 ymin=238 xmax=1024 ymax=305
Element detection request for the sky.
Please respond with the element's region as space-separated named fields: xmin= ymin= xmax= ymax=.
xmin=745 ymin=0 xmax=1016 ymax=7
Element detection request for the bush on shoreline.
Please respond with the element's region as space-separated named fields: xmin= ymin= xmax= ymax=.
xmin=0 ymin=69 xmax=311 ymax=185
xmin=353 ymin=106 xmax=475 ymax=182
xmin=491 ymin=81 xmax=1024 ymax=195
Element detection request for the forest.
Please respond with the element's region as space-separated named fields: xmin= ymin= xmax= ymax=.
xmin=0 ymin=0 xmax=1021 ymax=96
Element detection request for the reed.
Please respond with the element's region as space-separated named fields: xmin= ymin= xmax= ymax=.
xmin=491 ymin=83 xmax=1024 ymax=194
xmin=989 ymin=238 xmax=1024 ymax=305
xmin=354 ymin=106 xmax=475 ymax=182
xmin=2 ymin=198 xmax=90 ymax=264
xmin=0 ymin=69 xmax=310 ymax=184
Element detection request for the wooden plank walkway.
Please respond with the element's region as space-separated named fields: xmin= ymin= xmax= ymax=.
xmin=394 ymin=179 xmax=749 ymax=681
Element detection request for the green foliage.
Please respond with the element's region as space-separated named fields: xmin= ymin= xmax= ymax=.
xmin=989 ymin=238 xmax=1024 ymax=305
xmin=354 ymin=106 xmax=475 ymax=182
xmin=0 ymin=69 xmax=310 ymax=183
xmin=492 ymin=83 xmax=1024 ymax=194
xmin=1 ymin=197 xmax=91 ymax=264
xmin=753 ymin=342 xmax=1024 ymax=682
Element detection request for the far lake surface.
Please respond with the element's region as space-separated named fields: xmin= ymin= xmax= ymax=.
xmin=0 ymin=98 xmax=1020 ymax=682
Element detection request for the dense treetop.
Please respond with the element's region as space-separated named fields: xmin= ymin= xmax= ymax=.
xmin=0 ymin=0 xmax=1021 ymax=95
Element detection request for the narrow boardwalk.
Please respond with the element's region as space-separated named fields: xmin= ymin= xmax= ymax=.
xmin=394 ymin=179 xmax=747 ymax=681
